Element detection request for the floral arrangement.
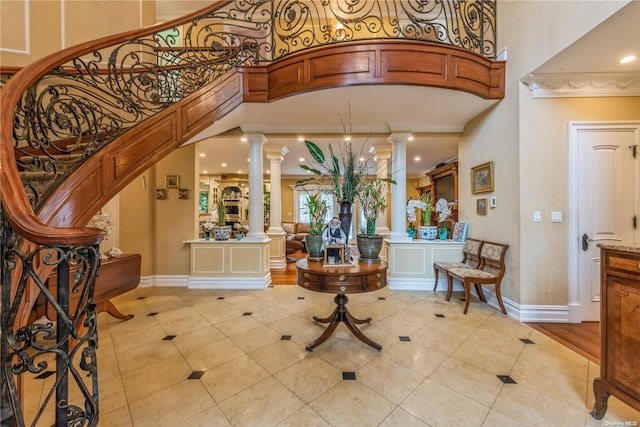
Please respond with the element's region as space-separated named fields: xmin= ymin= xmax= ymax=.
xmin=406 ymin=199 xmax=428 ymax=224
xmin=86 ymin=212 xmax=114 ymax=240
xmin=106 ymin=247 xmax=123 ymax=258
xmin=233 ymin=222 xmax=248 ymax=234
xmin=435 ymin=198 xmax=452 ymax=222
xmin=202 ymin=221 xmax=216 ymax=233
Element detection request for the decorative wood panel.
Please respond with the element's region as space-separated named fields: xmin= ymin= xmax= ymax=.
xmin=239 ymin=41 xmax=505 ymax=102
xmin=180 ymin=71 xmax=243 ymax=141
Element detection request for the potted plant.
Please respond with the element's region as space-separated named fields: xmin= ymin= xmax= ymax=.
xmin=213 ymin=199 xmax=231 ymax=240
xmin=296 ymin=138 xmax=365 ymax=242
xmin=356 ymin=178 xmax=389 ymax=262
xmin=303 ymin=190 xmax=329 ymax=261
xmin=417 ymin=192 xmax=437 ymax=240
xmin=202 ymin=220 xmax=215 ymax=240
xmin=435 ymin=197 xmax=452 ymax=240
xmin=406 ymin=198 xmax=427 ymax=239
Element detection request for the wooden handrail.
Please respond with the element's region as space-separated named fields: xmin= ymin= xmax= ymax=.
xmin=0 ymin=1 xmax=232 ymax=244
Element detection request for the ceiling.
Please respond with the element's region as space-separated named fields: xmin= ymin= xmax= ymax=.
xmin=158 ymin=1 xmax=639 ymax=178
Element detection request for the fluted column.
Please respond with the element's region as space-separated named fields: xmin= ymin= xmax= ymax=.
xmin=389 ymin=133 xmax=411 ymax=240
xmin=374 ymin=147 xmax=392 ymax=235
xmin=266 ymin=146 xmax=288 ymax=233
xmin=246 ymin=133 xmax=267 ymax=236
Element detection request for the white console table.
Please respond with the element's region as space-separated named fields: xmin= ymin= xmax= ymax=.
xmin=384 ymin=238 xmax=464 ymax=291
xmin=183 ymin=237 xmax=271 ymax=289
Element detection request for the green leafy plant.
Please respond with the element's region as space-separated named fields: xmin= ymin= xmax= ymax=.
xmin=215 ymin=199 xmax=226 ymax=225
xmin=357 ymin=178 xmax=393 ymax=236
xmin=421 ymin=192 xmax=433 ymax=225
xmin=304 ymin=191 xmax=329 ymax=236
xmin=296 ymin=139 xmax=366 ymax=203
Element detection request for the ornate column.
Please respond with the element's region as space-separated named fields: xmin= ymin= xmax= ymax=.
xmin=373 ymin=147 xmax=392 ymax=235
xmin=245 ymin=133 xmax=267 ymax=237
xmin=265 ymin=145 xmax=289 ymax=269
xmin=389 ymin=133 xmax=411 ymax=240
xmin=266 ymin=146 xmax=288 ymax=233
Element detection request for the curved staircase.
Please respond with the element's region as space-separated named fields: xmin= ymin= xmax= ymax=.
xmin=0 ymin=1 xmax=503 ymax=425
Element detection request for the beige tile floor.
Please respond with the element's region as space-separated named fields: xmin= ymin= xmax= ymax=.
xmin=24 ymin=285 xmax=640 ymax=426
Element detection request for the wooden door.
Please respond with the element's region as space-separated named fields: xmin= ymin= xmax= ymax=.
xmin=572 ymin=123 xmax=639 ymax=321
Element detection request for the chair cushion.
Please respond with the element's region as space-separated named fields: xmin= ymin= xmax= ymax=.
xmin=448 ymin=267 xmax=496 ymax=280
xmin=433 ymin=262 xmax=471 ymax=271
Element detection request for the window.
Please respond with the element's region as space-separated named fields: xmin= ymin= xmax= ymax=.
xmin=294 ymin=188 xmax=334 ymax=224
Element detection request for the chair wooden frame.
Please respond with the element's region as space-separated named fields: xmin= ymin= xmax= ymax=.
xmin=446 ymin=241 xmax=509 ymax=314
xmin=433 ymin=238 xmax=484 ymax=300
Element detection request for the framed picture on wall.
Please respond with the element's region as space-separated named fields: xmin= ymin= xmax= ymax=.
xmin=471 ymin=162 xmax=494 ymax=194
xmin=178 ymin=189 xmax=189 ymax=199
xmin=156 ymin=189 xmax=168 ymax=200
xmin=165 ymin=175 xmax=180 ymax=189
xmin=477 ymin=198 xmax=488 ymax=215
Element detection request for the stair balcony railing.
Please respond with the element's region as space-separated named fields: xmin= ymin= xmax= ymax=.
xmin=0 ymin=1 xmax=496 ymax=425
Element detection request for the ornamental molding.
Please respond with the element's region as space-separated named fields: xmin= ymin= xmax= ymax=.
xmin=521 ymin=72 xmax=640 ymax=98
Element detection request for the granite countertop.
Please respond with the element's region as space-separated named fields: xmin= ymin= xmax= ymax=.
xmin=598 ymin=244 xmax=640 ymax=253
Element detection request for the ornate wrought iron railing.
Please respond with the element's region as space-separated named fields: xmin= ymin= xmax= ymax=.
xmin=1 ymin=1 xmax=496 ymax=425
xmin=1 ymin=217 xmax=101 ymax=426
xmin=11 ymin=0 xmax=496 ymax=210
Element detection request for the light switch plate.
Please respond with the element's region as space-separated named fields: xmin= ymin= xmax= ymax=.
xmin=533 ymin=211 xmax=541 ymax=222
xmin=490 ymin=197 xmax=497 ymax=208
xmin=551 ymin=211 xmax=562 ymax=223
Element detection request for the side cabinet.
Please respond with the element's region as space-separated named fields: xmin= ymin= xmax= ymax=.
xmin=592 ymin=245 xmax=640 ymax=419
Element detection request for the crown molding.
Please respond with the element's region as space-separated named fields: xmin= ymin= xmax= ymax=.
xmin=521 ymin=72 xmax=640 ymax=98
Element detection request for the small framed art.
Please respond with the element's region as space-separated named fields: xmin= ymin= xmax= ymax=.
xmin=477 ymin=198 xmax=487 ymax=215
xmin=471 ymin=162 xmax=494 ymax=194
xmin=178 ymin=188 xmax=189 ymax=200
xmin=156 ymin=189 xmax=168 ymax=200
xmin=165 ymin=175 xmax=180 ymax=189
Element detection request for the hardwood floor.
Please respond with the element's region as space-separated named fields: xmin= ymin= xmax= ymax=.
xmin=527 ymin=321 xmax=600 ymax=364
xmin=271 ymin=255 xmax=601 ymax=364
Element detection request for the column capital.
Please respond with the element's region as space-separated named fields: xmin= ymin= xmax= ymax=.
xmin=371 ymin=146 xmax=392 ymax=159
xmin=244 ymin=133 xmax=267 ymax=145
xmin=265 ymin=145 xmax=289 ymax=160
xmin=387 ymin=132 xmax=413 ymax=144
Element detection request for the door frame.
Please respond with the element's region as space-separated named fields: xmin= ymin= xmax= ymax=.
xmin=567 ymin=121 xmax=640 ymax=323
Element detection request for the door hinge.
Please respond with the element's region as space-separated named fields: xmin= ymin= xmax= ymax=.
xmin=629 ymin=144 xmax=638 ymax=158
xmin=634 ymin=215 xmax=637 ymax=229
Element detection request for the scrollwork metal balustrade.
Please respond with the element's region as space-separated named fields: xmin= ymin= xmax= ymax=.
xmin=12 ymin=0 xmax=495 ymax=210
xmin=1 ymin=1 xmax=495 ymax=425
xmin=2 ymin=215 xmax=100 ymax=426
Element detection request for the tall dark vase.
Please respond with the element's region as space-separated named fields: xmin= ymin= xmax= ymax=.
xmin=338 ymin=201 xmax=353 ymax=243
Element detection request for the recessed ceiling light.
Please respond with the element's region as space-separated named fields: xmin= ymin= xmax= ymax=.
xmin=199 ymin=153 xmax=206 ymax=157
xmin=414 ymin=156 xmax=421 ymax=161
xmin=408 ymin=136 xmax=414 ymax=141
xmin=359 ymin=156 xmax=365 ymax=162
xmin=266 ymin=170 xmax=271 ymax=174
xmin=202 ymin=170 xmax=208 ymax=174
xmin=298 ymin=137 xmax=304 ymax=142
xmin=299 ymin=157 xmax=305 ymax=162
xmin=221 ymin=163 xmax=227 ymax=167
xmin=620 ymin=55 xmax=637 ymax=64
xmin=344 ymin=136 xmax=351 ymax=142
xmin=237 ymin=170 xmax=242 ymax=174
xmin=241 ymin=137 xmax=247 ymax=142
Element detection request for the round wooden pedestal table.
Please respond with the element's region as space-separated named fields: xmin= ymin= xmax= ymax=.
xmin=295 ymin=258 xmax=387 ymax=351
